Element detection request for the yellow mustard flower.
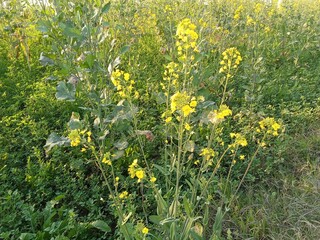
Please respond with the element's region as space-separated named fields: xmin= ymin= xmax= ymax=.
xmin=200 ymin=148 xmax=215 ymax=161
xmin=165 ymin=117 xmax=172 ymax=123
xmin=124 ymin=73 xmax=130 ymax=81
xmin=170 ymin=92 xmax=190 ymax=113
xmin=128 ymin=159 xmax=138 ymax=178
xmin=230 ymin=133 xmax=248 ymax=147
xmin=136 ymin=170 xmax=144 ymax=182
xmin=119 ymin=191 xmax=129 ymax=199
xmin=142 ymin=227 xmax=149 ymax=234
xmin=68 ymin=130 xmax=81 ymax=147
xmin=182 ymin=105 xmax=194 ymax=117
xmin=190 ymin=100 xmax=197 ymax=108
xmin=184 ymin=123 xmax=191 ymax=131
xmin=259 ymin=117 xmax=282 ymax=136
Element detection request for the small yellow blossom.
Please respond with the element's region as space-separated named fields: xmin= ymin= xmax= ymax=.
xmin=182 ymin=105 xmax=194 ymax=117
xmin=150 ymin=177 xmax=157 ymax=183
xmin=119 ymin=191 xmax=129 ymax=199
xmin=259 ymin=117 xmax=282 ymax=136
xmin=136 ymin=170 xmax=144 ymax=182
xmin=190 ymin=100 xmax=197 ymax=108
xmin=142 ymin=227 xmax=149 ymax=234
xmin=200 ymin=148 xmax=215 ymax=161
xmin=68 ymin=130 xmax=81 ymax=147
xmin=87 ymin=131 xmax=92 ymax=143
xmin=208 ymin=105 xmax=232 ymax=124
xmin=230 ymin=133 xmax=248 ymax=147
xmin=260 ymin=142 xmax=266 ymax=147
xmin=240 ymin=155 xmax=245 ymax=160
xmin=184 ymin=123 xmax=191 ymax=131
xmin=102 ymin=157 xmax=112 ymax=165
xmin=81 ymin=148 xmax=86 ymax=152
xmin=171 ymin=92 xmax=190 ymax=113
xmin=124 ymin=73 xmax=130 ymax=81
xmin=165 ymin=117 xmax=172 ymax=123
xmin=128 ymin=159 xmax=138 ymax=178
xmin=194 ymin=160 xmax=200 ymax=165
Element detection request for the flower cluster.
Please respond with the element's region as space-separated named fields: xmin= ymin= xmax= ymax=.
xmin=128 ymin=159 xmax=145 ymax=183
xmin=164 ymin=3 xmax=178 ymax=20
xmin=234 ymin=5 xmax=244 ymax=20
xmin=119 ymin=191 xmax=129 ymax=199
xmin=102 ymin=152 xmax=112 ymax=165
xmin=68 ymin=129 xmax=92 ymax=148
xmin=254 ymin=3 xmax=263 ymax=15
xmin=111 ymin=69 xmax=139 ymax=99
xmin=176 ymin=18 xmax=199 ymax=62
xmin=229 ymin=133 xmax=248 ymax=148
xmin=200 ymin=147 xmax=215 ymax=161
xmin=170 ymin=91 xmax=197 ymax=117
xmin=133 ymin=8 xmax=158 ymax=36
xmin=246 ymin=15 xmax=255 ymax=26
xmin=161 ymin=61 xmax=180 ymax=91
xmin=257 ymin=117 xmax=281 ymax=136
xmin=219 ymin=47 xmax=242 ymax=76
xmin=68 ymin=129 xmax=81 ymax=147
xmin=207 ymin=104 xmax=232 ymax=124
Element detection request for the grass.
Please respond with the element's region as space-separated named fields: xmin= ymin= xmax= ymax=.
xmin=227 ymin=107 xmax=320 ymax=239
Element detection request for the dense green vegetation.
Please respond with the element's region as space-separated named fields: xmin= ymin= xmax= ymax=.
xmin=0 ymin=0 xmax=319 ymax=239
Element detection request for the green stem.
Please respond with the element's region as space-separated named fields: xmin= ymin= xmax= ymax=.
xmin=228 ymin=133 xmax=266 ymax=209
xmin=173 ymin=116 xmax=184 ymax=218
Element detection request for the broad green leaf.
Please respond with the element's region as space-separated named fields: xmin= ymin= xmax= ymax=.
xmin=183 ymin=195 xmax=193 ymax=217
xmin=101 ymin=2 xmax=111 ymax=14
xmin=112 ymin=150 xmax=124 ymax=160
xmin=115 ymin=139 xmax=128 ymax=150
xmin=200 ymin=101 xmax=216 ymax=109
xmin=164 ymin=54 xmax=172 ymax=61
xmin=120 ymin=45 xmax=130 ymax=54
xmin=19 ymin=233 xmax=36 ymax=240
xmin=185 ymin=140 xmax=195 ymax=152
xmin=44 ymin=133 xmax=69 ymax=153
xmin=55 ymin=81 xmax=75 ymax=101
xmin=68 ymin=112 xmax=82 ymax=130
xmin=153 ymin=164 xmax=170 ymax=176
xmin=91 ymin=220 xmax=111 ymax=233
xmin=190 ymin=229 xmax=203 ymax=240
xmin=155 ymin=190 xmax=168 ymax=215
xmin=84 ymin=54 xmax=95 ymax=68
xmin=39 ymin=52 xmax=54 ymax=66
xmin=211 ymin=207 xmax=224 ymax=239
xmin=98 ymin=130 xmax=110 ymax=140
xmin=61 ymin=25 xmax=81 ymax=39
xmin=37 ymin=20 xmax=50 ymax=33
xmin=149 ymin=215 xmax=162 ymax=225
